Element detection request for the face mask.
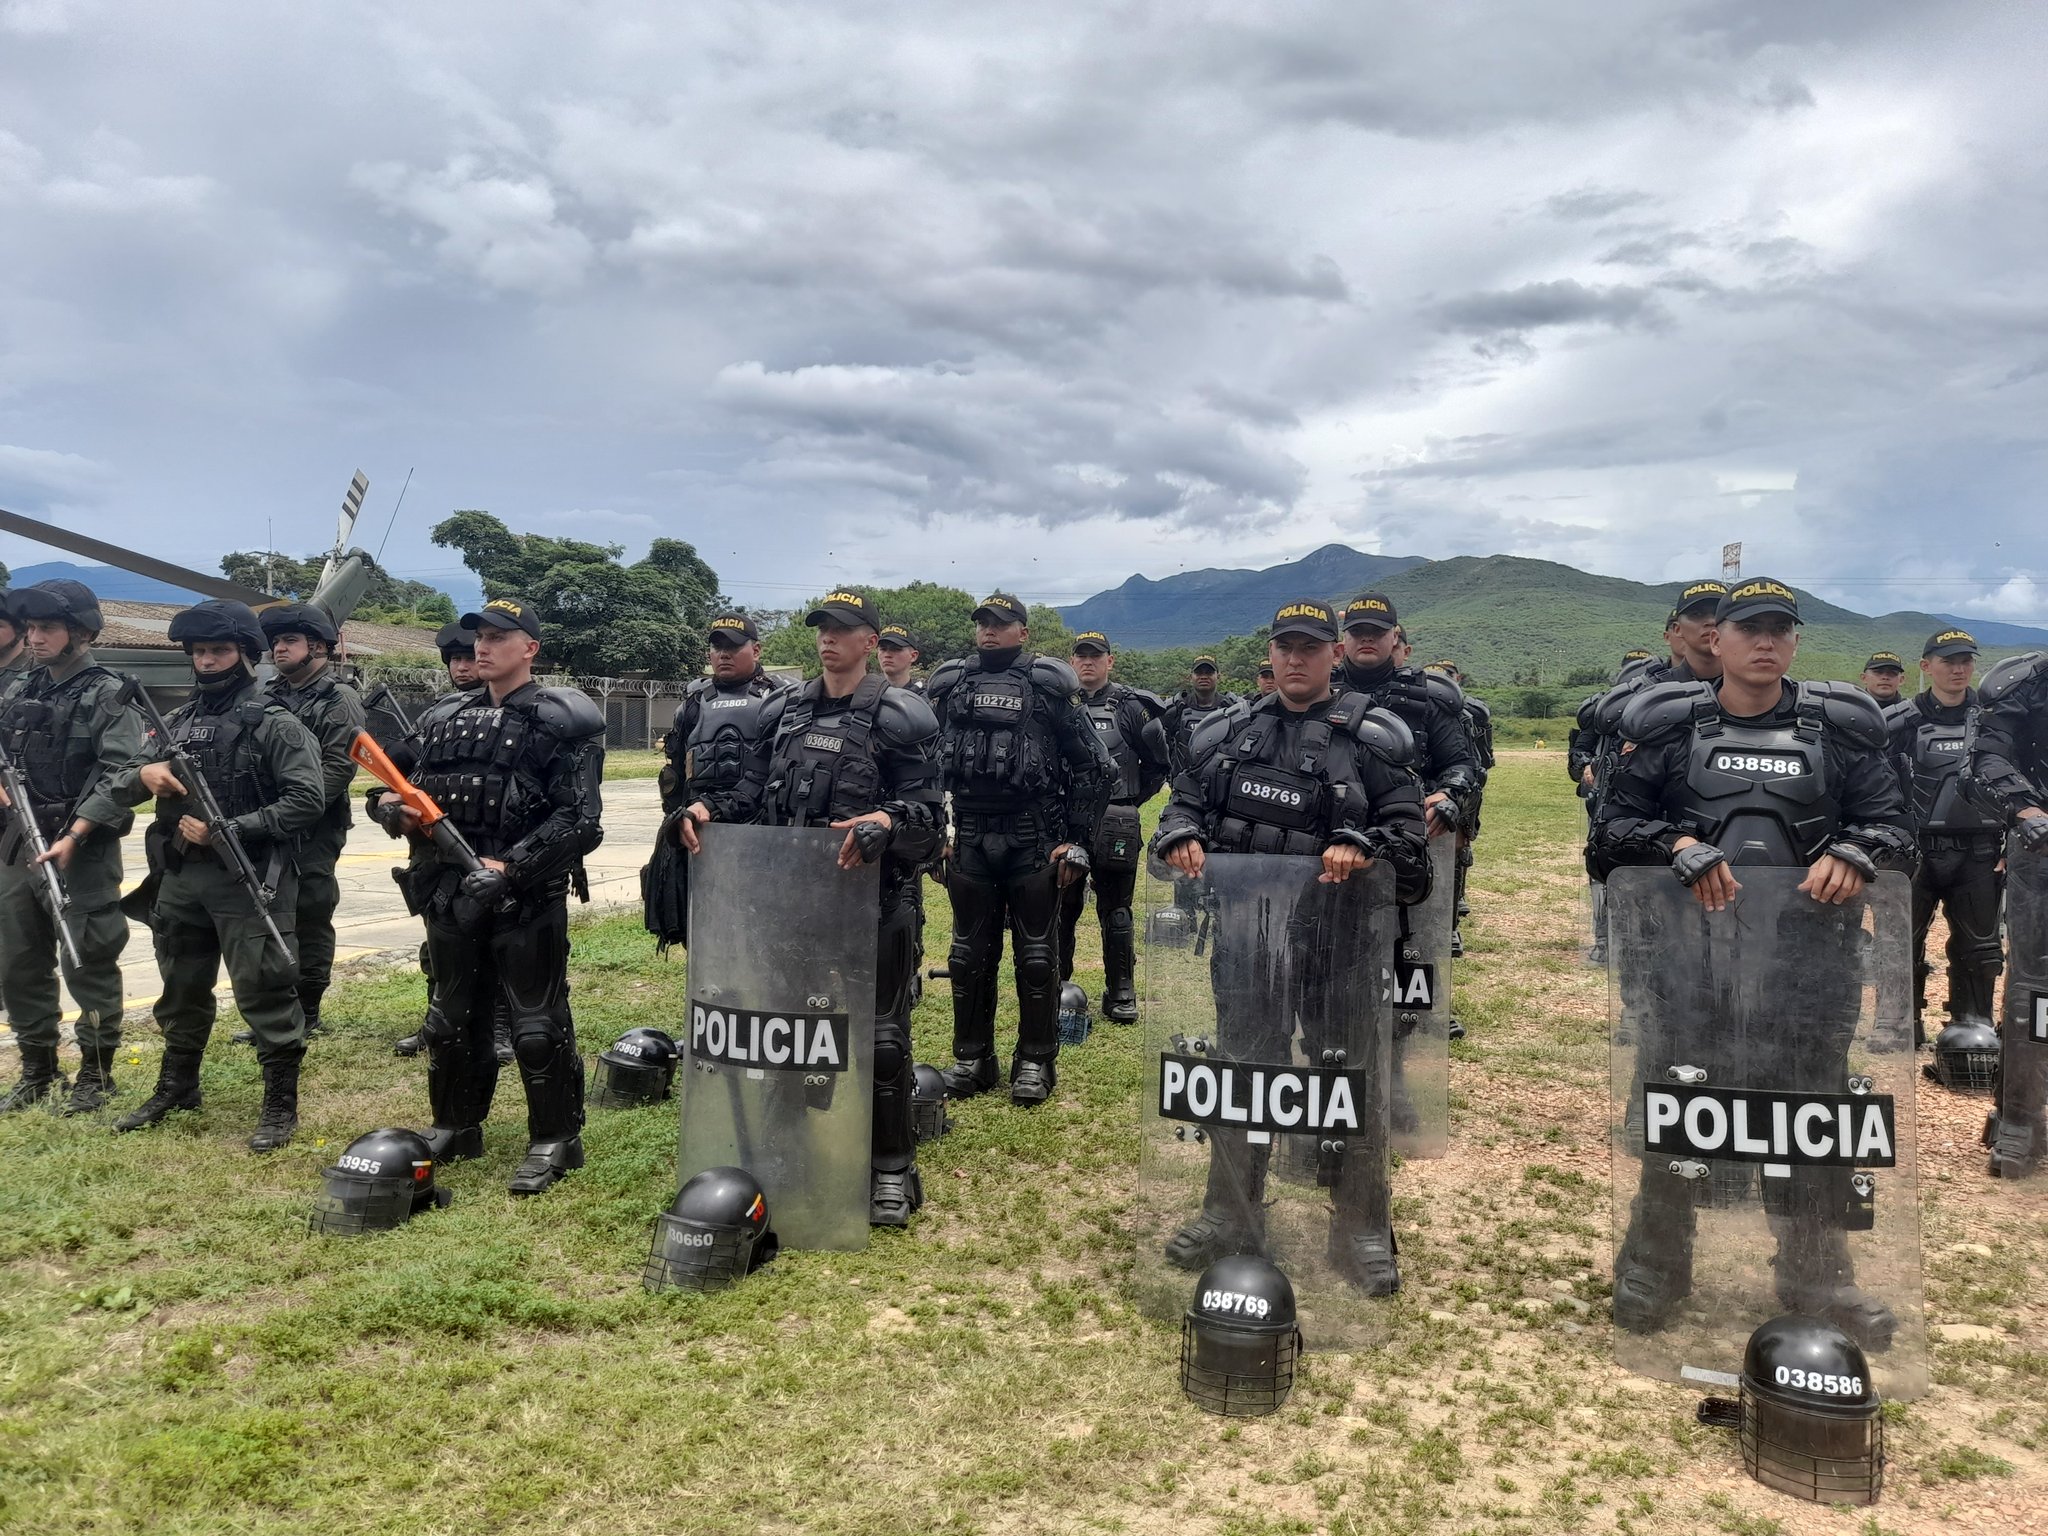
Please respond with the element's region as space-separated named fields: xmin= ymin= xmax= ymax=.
xmin=193 ymin=657 xmax=253 ymax=696
xmin=978 ymin=646 xmax=1023 ymax=672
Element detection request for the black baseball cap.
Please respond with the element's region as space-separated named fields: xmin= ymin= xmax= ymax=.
xmin=1675 ymin=579 xmax=1730 ymax=619
xmin=1715 ymin=577 xmax=1800 ymax=624
xmin=1923 ymin=628 xmax=1979 ymax=660
xmin=1257 ymin=663 xmax=1275 ymax=677
xmin=972 ymin=592 xmax=1028 ymax=626
xmin=463 ymin=596 xmax=542 ymax=640
xmin=1271 ymin=598 xmax=1340 ymax=643
xmin=1072 ymin=630 xmax=1112 ymax=655
xmin=1341 ymin=593 xmax=1397 ymax=632
xmin=707 ymin=613 xmax=760 ymax=647
xmin=878 ymin=623 xmax=918 ymax=650
xmin=1861 ymin=650 xmax=1905 ymax=673
xmin=806 ymin=589 xmax=879 ymax=632
xmin=1621 ymin=648 xmax=1654 ymax=663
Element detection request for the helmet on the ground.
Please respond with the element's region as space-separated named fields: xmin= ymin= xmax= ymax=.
xmin=259 ymin=601 xmax=341 ymax=647
xmin=9 ymin=578 xmax=104 ymax=636
xmin=1737 ymin=1314 xmax=1884 ymax=1505
xmin=1057 ymin=981 xmax=1091 ymax=1047
xmin=169 ymin=599 xmax=265 ymax=659
xmin=591 ymin=1027 xmax=679 ymax=1108
xmin=1146 ymin=907 xmax=1191 ymax=949
xmin=307 ymin=1128 xmax=450 ymax=1235
xmin=642 ymin=1166 xmax=780 ymax=1293
xmin=1180 ymin=1255 xmax=1302 ymax=1417
xmin=1928 ymin=1020 xmax=1999 ymax=1094
xmin=911 ymin=1063 xmax=951 ymax=1143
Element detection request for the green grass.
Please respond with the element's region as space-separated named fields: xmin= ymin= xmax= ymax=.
xmin=2 ymin=753 xmax=2041 ymax=1534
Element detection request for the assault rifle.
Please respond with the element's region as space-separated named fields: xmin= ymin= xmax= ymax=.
xmin=0 ymin=721 xmax=84 ymax=969
xmin=120 ymin=678 xmax=293 ymax=962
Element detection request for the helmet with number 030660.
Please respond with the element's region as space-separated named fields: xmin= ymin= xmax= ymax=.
xmin=1057 ymin=981 xmax=1092 ymax=1047
xmin=1738 ymin=1314 xmax=1884 ymax=1505
xmin=642 ymin=1166 xmax=780 ymax=1293
xmin=307 ymin=1128 xmax=451 ymax=1236
xmin=1926 ymin=1021 xmax=1999 ymax=1095
xmin=1180 ymin=1255 xmax=1302 ymax=1417
xmin=592 ymin=1027 xmax=680 ymax=1109
xmin=911 ymin=1063 xmax=952 ymax=1143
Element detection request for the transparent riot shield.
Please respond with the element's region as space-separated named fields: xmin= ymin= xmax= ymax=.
xmin=1990 ymin=839 xmax=2048 ymax=1177
xmin=1135 ymin=853 xmax=1396 ymax=1349
xmin=1608 ymin=866 xmax=1926 ymax=1399
xmin=1391 ymin=835 xmax=1455 ymax=1159
xmin=679 ymin=825 xmax=879 ymax=1252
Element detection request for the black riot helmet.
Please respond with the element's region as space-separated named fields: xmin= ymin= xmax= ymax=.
xmin=591 ymin=1027 xmax=680 ymax=1109
xmin=1145 ymin=907 xmax=1191 ymax=949
xmin=911 ymin=1063 xmax=952 ymax=1143
xmin=1926 ymin=1020 xmax=2000 ymax=1094
xmin=10 ymin=578 xmax=105 ymax=637
xmin=435 ymin=620 xmax=478 ymax=663
xmin=307 ymin=1128 xmax=451 ymax=1236
xmin=642 ymin=1166 xmax=780 ymax=1293
xmin=259 ymin=601 xmax=341 ymax=648
xmin=168 ymin=598 xmax=266 ymax=660
xmin=1181 ymin=1255 xmax=1302 ymax=1417
xmin=1733 ymin=1314 xmax=1884 ymax=1505
xmin=1058 ymin=980 xmax=1091 ymax=1047
xmin=0 ymin=590 xmax=19 ymax=643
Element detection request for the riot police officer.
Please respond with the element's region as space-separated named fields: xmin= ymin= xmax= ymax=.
xmin=1886 ymin=630 xmax=2002 ymax=1042
xmin=1059 ymin=630 xmax=1170 ymax=1023
xmin=926 ymin=592 xmax=1114 ymax=1106
xmin=1153 ymin=597 xmax=1431 ymax=1292
xmin=1254 ymin=663 xmax=1276 ymax=696
xmin=1571 ymin=649 xmax=1659 ymax=963
xmin=757 ymin=588 xmax=943 ymax=1223
xmin=1591 ymin=578 xmax=1914 ymax=1340
xmin=222 ymin=603 xmax=365 ymax=1046
xmin=1426 ymin=658 xmax=1494 ymax=946
xmin=372 ymin=597 xmax=606 ymax=1195
xmin=1165 ymin=657 xmax=1235 ymax=773
xmin=1334 ymin=595 xmax=1480 ymax=834
xmin=110 ymin=600 xmax=326 ymax=1151
xmin=0 ymin=580 xmax=147 ymax=1114
xmin=877 ymin=624 xmax=926 ymax=693
xmin=1663 ymin=581 xmax=1729 ymax=684
xmin=1860 ymin=652 xmax=1907 ymax=706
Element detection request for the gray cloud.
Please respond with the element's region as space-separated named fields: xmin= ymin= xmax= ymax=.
xmin=1436 ymin=280 xmax=1668 ymax=335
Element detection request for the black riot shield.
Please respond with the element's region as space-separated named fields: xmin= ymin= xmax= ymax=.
xmin=678 ymin=825 xmax=879 ymax=1252
xmin=1135 ymin=853 xmax=1397 ymax=1347
xmin=1391 ymin=835 xmax=1454 ymax=1159
xmin=1607 ymin=866 xmax=1926 ymax=1399
xmin=1990 ymin=839 xmax=2048 ymax=1177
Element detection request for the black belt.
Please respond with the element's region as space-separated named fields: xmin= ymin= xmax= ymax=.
xmin=1922 ymin=831 xmax=2002 ymax=851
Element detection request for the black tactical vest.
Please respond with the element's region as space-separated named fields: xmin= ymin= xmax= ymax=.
xmin=268 ymin=671 xmax=356 ymax=832
xmin=1083 ymin=689 xmax=1141 ymax=802
xmin=767 ymin=675 xmax=888 ymax=826
xmin=3 ymin=668 xmax=109 ymax=833
xmin=1204 ymin=702 xmax=1358 ymax=857
xmin=1669 ymin=689 xmax=1841 ymax=864
xmin=1906 ymin=701 xmax=1999 ymax=834
xmin=682 ymin=674 xmax=783 ymax=798
xmin=940 ymin=660 xmax=1059 ymax=806
xmin=168 ymin=693 xmax=272 ymax=823
xmin=412 ymin=694 xmax=556 ymax=857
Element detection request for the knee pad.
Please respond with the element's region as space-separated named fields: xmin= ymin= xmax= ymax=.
xmin=1014 ymin=939 xmax=1059 ymax=994
xmin=512 ymin=1010 xmax=566 ymax=1070
xmin=419 ymin=1005 xmax=459 ymax=1051
xmin=1104 ymin=903 xmax=1134 ymax=940
xmin=873 ymin=1024 xmax=910 ymax=1089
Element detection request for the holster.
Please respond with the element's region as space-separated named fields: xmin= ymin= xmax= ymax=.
xmin=1092 ymin=802 xmax=1143 ymax=872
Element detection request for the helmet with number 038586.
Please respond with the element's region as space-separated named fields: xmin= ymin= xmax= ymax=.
xmin=1738 ymin=1314 xmax=1884 ymax=1505
xmin=1926 ymin=1021 xmax=1999 ymax=1095
xmin=642 ymin=1166 xmax=781 ymax=1293
xmin=592 ymin=1027 xmax=680 ymax=1109
xmin=1180 ymin=1255 xmax=1302 ymax=1417
xmin=911 ymin=1063 xmax=951 ymax=1143
xmin=307 ymin=1128 xmax=451 ymax=1236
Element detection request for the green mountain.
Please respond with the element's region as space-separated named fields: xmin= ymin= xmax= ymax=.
xmin=1057 ymin=543 xmax=1425 ymax=648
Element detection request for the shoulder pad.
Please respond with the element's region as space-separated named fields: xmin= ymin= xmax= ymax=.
xmin=1190 ymin=699 xmax=1253 ymax=764
xmin=1881 ymin=698 xmax=1917 ymax=732
xmin=1801 ymin=680 xmax=1887 ymax=750
xmin=756 ymin=670 xmax=796 ymax=696
xmin=1352 ymin=705 xmax=1417 ymax=767
xmin=759 ymin=688 xmax=793 ymax=731
xmin=1029 ymin=656 xmax=1080 ymax=700
xmin=877 ymin=687 xmax=940 ymax=746
xmin=1422 ymin=669 xmax=1464 ymax=710
xmin=1594 ymin=672 xmax=1656 ymax=732
xmin=1618 ymin=680 xmax=1712 ymax=744
xmin=926 ymin=658 xmax=969 ymax=699
xmin=1465 ymin=696 xmax=1491 ymax=726
xmin=1122 ymin=686 xmax=1170 ymax=720
xmin=420 ymin=688 xmax=477 ymax=727
xmin=1980 ymin=650 xmax=2047 ymax=705
xmin=1576 ymin=694 xmax=1601 ymax=730
xmin=684 ymin=676 xmax=715 ymax=700
xmin=532 ymin=686 xmax=607 ymax=742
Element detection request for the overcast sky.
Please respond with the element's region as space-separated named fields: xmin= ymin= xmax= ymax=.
xmin=3 ymin=1 xmax=2045 ymax=621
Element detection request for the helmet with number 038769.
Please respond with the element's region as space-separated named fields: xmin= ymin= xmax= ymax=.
xmin=642 ymin=1166 xmax=780 ymax=1293
xmin=1738 ymin=1314 xmax=1884 ymax=1505
xmin=1180 ymin=1255 xmax=1302 ymax=1417
xmin=307 ymin=1128 xmax=451 ymax=1236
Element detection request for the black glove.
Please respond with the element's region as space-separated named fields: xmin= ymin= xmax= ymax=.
xmin=1426 ymin=797 xmax=1462 ymax=834
xmin=371 ymin=794 xmax=408 ymax=836
xmin=2021 ymin=815 xmax=2048 ymax=854
xmin=1060 ymin=844 xmax=1091 ymax=878
xmin=1670 ymin=841 xmax=1728 ymax=887
xmin=849 ymin=817 xmax=890 ymax=864
xmin=1822 ymin=840 xmax=1879 ymax=881
xmin=461 ymin=866 xmax=512 ymax=906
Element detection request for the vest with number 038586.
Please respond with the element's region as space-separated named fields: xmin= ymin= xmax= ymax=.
xmin=1668 ymin=690 xmax=1843 ymax=865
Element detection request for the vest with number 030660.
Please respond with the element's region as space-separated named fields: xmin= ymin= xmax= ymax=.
xmin=766 ymin=675 xmax=888 ymax=827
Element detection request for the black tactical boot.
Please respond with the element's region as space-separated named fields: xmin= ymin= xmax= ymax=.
xmin=63 ymin=1049 xmax=117 ymax=1115
xmin=508 ymin=1135 xmax=583 ymax=1196
xmin=229 ymin=1027 xmax=256 ymax=1046
xmin=247 ymin=1056 xmax=301 ymax=1153
xmin=1010 ymin=1057 xmax=1057 ymax=1107
xmin=1329 ymin=1224 xmax=1401 ymax=1296
xmin=1772 ymin=1220 xmax=1897 ymax=1353
xmin=1165 ymin=1131 xmax=1269 ymax=1271
xmin=1449 ymin=927 xmax=1464 ymax=959
xmin=115 ymin=1050 xmax=205 ymax=1132
xmin=938 ymin=1053 xmax=999 ymax=1100
xmin=1986 ymin=1109 xmax=2044 ymax=1180
xmin=0 ymin=1044 xmax=67 ymax=1113
xmin=1611 ymin=1193 xmax=1697 ymax=1334
xmin=393 ymin=1030 xmax=423 ymax=1057
xmin=870 ymin=1160 xmax=924 ymax=1226
xmin=421 ymin=1125 xmax=485 ymax=1163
